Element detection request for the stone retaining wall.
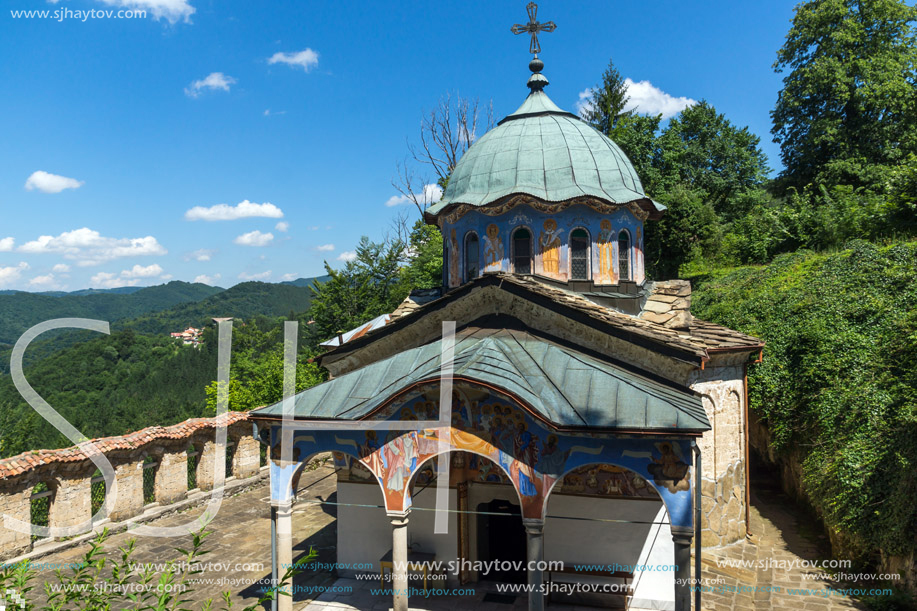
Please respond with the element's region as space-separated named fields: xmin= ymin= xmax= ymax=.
xmin=0 ymin=412 xmax=261 ymax=560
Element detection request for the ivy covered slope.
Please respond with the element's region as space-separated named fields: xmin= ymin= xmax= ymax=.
xmin=690 ymin=240 xmax=917 ymax=556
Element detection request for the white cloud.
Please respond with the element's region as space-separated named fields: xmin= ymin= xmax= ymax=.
xmin=238 ymin=270 xmax=272 ymax=281
xmin=0 ymin=237 xmax=14 ymax=252
xmin=623 ymin=78 xmax=696 ymax=119
xmin=385 ymin=184 xmax=443 ymax=207
xmin=268 ymin=49 xmax=319 ymax=71
xmin=576 ymin=79 xmax=696 ymax=121
xmin=337 ymin=251 xmax=357 ymax=262
xmin=185 ymin=72 xmax=236 ymax=98
xmin=575 ymin=89 xmax=594 ymax=119
xmin=234 ymin=230 xmax=274 ymax=247
xmin=280 ymin=273 xmax=298 ymax=282
xmin=315 ymin=244 xmax=335 ymax=252
xmin=263 ymin=109 xmax=287 ymax=117
xmin=121 ymin=263 xmax=164 ymax=278
xmin=19 ymin=228 xmax=166 ymax=265
xmin=90 ymin=271 xmax=138 ymax=289
xmin=185 ymin=248 xmax=215 ymax=262
xmin=275 ymin=221 xmax=289 ymax=232
xmin=52 ymin=263 xmax=70 ymax=273
xmin=193 ymin=273 xmax=221 ymax=285
xmin=99 ymin=0 xmax=195 ymax=24
xmin=24 ymin=171 xmax=84 ymax=194
xmin=160 ymin=274 xmax=173 ymax=280
xmin=29 ymin=274 xmax=64 ymax=290
xmin=185 ymin=200 xmax=283 ymax=221
xmin=0 ymin=262 xmax=29 ymax=288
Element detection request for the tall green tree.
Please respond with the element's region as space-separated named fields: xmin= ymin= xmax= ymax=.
xmin=398 ymin=219 xmax=443 ymax=291
xmin=657 ymin=101 xmax=770 ymax=218
xmin=308 ymin=235 xmax=408 ymax=343
xmin=771 ymin=0 xmax=917 ymax=191
xmin=581 ymin=59 xmax=632 ymax=135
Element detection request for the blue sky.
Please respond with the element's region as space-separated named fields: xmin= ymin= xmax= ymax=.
xmin=0 ymin=0 xmax=795 ymax=291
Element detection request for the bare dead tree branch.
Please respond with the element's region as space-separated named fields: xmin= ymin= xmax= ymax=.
xmin=392 ymin=92 xmax=495 ymax=217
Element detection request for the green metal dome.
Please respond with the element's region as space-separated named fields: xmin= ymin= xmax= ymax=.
xmin=425 ymin=75 xmax=664 ymax=221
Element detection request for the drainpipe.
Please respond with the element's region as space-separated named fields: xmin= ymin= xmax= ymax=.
xmin=743 ymin=362 xmax=751 ymax=537
xmin=693 ymin=440 xmax=702 ymax=611
xmin=267 ymin=423 xmax=278 ymax=611
xmin=270 ymin=503 xmax=278 ymax=611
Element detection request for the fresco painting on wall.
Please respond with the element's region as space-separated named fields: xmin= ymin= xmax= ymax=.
xmin=277 ymin=382 xmax=694 ymax=525
xmin=597 ymin=219 xmax=616 ymax=284
xmin=539 ymin=218 xmax=564 ymax=278
xmin=445 ymin=204 xmax=640 ymax=286
xmin=483 ymin=224 xmax=503 ymax=271
xmin=449 ymin=228 xmax=460 ymax=287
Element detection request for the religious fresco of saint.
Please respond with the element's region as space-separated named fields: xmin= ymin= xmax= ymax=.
xmin=483 ymin=224 xmax=503 ymax=272
xmin=538 ymin=218 xmax=564 ymax=278
xmin=271 ymin=382 xmax=695 ymax=527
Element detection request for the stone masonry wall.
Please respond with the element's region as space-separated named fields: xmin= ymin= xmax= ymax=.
xmin=0 ymin=412 xmax=258 ymax=561
xmin=690 ymin=365 xmax=748 ymax=547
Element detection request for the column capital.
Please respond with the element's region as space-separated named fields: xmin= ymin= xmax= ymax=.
xmin=271 ymin=499 xmax=293 ymax=511
xmin=522 ymin=518 xmax=544 ymax=535
xmin=670 ymin=525 xmax=693 ymax=544
xmin=387 ymin=510 xmax=411 ymax=526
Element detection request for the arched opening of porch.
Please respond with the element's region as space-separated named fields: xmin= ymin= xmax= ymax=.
xmin=543 ymin=461 xmax=671 ymax=609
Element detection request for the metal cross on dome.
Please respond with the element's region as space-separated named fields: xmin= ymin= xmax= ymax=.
xmin=511 ymin=2 xmax=556 ymax=56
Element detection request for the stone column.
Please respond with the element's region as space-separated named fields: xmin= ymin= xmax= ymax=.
xmin=50 ymin=472 xmax=91 ymax=535
xmin=155 ymin=448 xmax=188 ymax=505
xmin=235 ymin=434 xmax=261 ymax=479
xmin=672 ymin=527 xmax=693 ymax=611
xmin=109 ymin=458 xmax=143 ymax=522
xmin=274 ymin=500 xmax=294 ymax=611
xmin=523 ymin=518 xmax=545 ymax=611
xmin=389 ymin=511 xmax=411 ymax=611
xmin=196 ymin=440 xmax=217 ymax=491
xmin=0 ymin=481 xmax=32 ymax=559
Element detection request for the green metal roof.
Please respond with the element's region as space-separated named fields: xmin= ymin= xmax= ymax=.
xmin=251 ymin=327 xmax=710 ymax=433
xmin=425 ymin=86 xmax=666 ymax=218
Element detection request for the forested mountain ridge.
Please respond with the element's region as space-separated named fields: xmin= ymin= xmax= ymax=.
xmin=0 ymin=281 xmax=222 ymax=347
xmin=122 ymin=280 xmax=322 ymax=335
xmin=0 ymin=278 xmax=330 ymax=456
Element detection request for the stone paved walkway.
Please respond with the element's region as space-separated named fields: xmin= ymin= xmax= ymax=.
xmin=17 ymin=464 xmax=869 ymax=610
xmin=698 ymin=486 xmax=866 ymax=611
xmin=23 ymin=463 xmax=339 ymax=609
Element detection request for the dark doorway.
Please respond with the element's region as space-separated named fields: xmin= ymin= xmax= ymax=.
xmin=476 ymin=499 xmax=527 ymax=583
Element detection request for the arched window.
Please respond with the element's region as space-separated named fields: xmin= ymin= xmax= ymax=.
xmin=570 ymin=228 xmax=590 ymax=280
xmin=30 ymin=481 xmax=54 ymax=541
xmin=90 ymin=469 xmax=106 ymax=517
xmin=618 ymin=230 xmax=631 ymax=281
xmin=187 ymin=444 xmax=199 ymax=490
xmin=512 ymin=228 xmax=532 ymax=274
xmin=464 ymin=232 xmax=480 ymax=282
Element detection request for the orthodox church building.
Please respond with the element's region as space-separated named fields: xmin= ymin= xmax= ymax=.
xmin=251 ymin=10 xmax=762 ymax=611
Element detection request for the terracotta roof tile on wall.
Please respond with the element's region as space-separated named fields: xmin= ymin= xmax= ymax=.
xmin=0 ymin=412 xmax=250 ymax=480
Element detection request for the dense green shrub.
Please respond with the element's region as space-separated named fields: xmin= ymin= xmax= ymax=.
xmin=691 ymin=241 xmax=917 ymax=556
